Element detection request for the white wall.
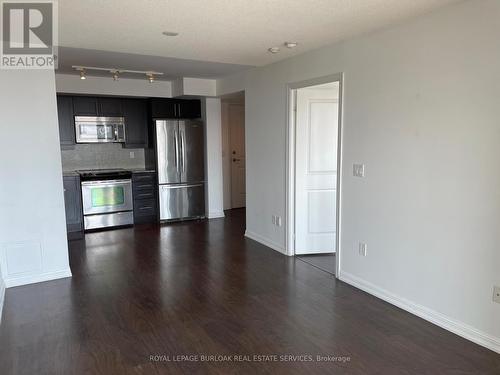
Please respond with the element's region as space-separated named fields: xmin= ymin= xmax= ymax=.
xmin=217 ymin=0 xmax=500 ymax=352
xmin=56 ymin=73 xmax=172 ymax=97
xmin=202 ymin=98 xmax=225 ymax=218
xmin=172 ymin=77 xmax=217 ymax=97
xmin=0 ymin=69 xmax=72 ymax=288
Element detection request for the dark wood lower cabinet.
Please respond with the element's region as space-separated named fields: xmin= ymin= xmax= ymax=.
xmin=63 ymin=175 xmax=84 ymax=240
xmin=132 ymin=171 xmax=158 ymax=224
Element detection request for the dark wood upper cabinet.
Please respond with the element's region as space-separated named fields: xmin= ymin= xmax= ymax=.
xmin=72 ymin=96 xmax=98 ymax=116
xmin=57 ymin=95 xmax=76 ymax=149
xmin=98 ymin=98 xmax=123 ymax=116
xmin=73 ymin=96 xmax=123 ymax=116
xmin=150 ymin=98 xmax=201 ymax=119
xmin=178 ymin=99 xmax=201 ymax=119
xmin=123 ymin=98 xmax=148 ymax=148
xmin=150 ymin=98 xmax=176 ymax=118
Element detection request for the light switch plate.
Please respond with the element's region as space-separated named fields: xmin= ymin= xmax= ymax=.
xmin=493 ymin=286 xmax=500 ymax=304
xmin=129 ymin=151 xmax=135 ymax=159
xmin=359 ymin=242 xmax=367 ymax=256
xmin=353 ymin=163 xmax=365 ymax=177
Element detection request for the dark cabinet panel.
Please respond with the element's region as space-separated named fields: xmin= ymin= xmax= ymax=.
xmin=123 ymin=98 xmax=148 ymax=148
xmin=63 ymin=176 xmax=83 ymax=239
xmin=150 ymin=98 xmax=176 ymax=118
xmin=57 ymin=96 xmax=75 ymax=148
xmin=99 ymin=98 xmax=123 ymax=116
xmin=73 ymin=96 xmax=123 ymax=117
xmin=150 ymin=98 xmax=201 ymax=119
xmin=72 ymin=96 xmax=98 ymax=116
xmin=178 ymin=100 xmax=201 ymax=119
xmin=132 ymin=172 xmax=158 ymax=224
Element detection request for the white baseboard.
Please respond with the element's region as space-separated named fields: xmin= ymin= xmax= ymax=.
xmin=208 ymin=211 xmax=225 ymax=219
xmin=340 ymin=271 xmax=500 ymax=354
xmin=0 ymin=276 xmax=5 ymax=324
xmin=244 ymin=230 xmax=288 ymax=255
xmin=5 ymin=268 xmax=72 ymax=288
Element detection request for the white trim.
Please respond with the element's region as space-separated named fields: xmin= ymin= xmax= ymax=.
xmin=244 ymin=230 xmax=288 ymax=256
xmin=4 ymin=268 xmax=72 ymax=288
xmin=340 ymin=271 xmax=500 ymax=354
xmin=285 ymin=73 xmax=344 ymax=277
xmin=0 ymin=275 xmax=5 ymax=324
xmin=208 ymin=211 xmax=226 ymax=219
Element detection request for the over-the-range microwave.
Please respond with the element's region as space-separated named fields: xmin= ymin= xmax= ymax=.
xmin=75 ymin=116 xmax=126 ymax=143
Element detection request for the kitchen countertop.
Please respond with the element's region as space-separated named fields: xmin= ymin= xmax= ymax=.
xmin=130 ymin=168 xmax=156 ymax=173
xmin=62 ymin=169 xmax=156 ymax=177
xmin=62 ymin=170 xmax=79 ymax=177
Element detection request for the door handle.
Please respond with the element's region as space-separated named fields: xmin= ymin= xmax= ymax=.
xmin=233 ymin=158 xmax=240 ymax=162
xmin=173 ymin=129 xmax=179 ymax=168
xmin=181 ymin=130 xmax=186 ymax=173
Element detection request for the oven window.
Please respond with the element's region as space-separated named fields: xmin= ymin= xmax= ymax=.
xmin=91 ymin=186 xmax=125 ymax=207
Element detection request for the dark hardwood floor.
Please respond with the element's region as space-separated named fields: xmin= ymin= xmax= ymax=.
xmin=297 ymin=254 xmax=336 ymax=275
xmin=0 ymin=209 xmax=499 ymax=374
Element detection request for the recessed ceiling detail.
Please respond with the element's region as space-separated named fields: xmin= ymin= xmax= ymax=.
xmin=56 ymin=47 xmax=254 ymax=80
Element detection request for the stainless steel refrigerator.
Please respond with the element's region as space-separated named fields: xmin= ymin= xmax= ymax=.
xmin=155 ymin=120 xmax=205 ymax=221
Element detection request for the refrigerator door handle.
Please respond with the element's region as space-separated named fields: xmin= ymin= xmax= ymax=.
xmin=181 ymin=130 xmax=186 ymax=173
xmin=173 ymin=129 xmax=179 ymax=168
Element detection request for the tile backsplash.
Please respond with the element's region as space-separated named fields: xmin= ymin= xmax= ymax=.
xmin=61 ymin=143 xmax=146 ymax=171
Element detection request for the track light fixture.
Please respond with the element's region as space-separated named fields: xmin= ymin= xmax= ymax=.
xmin=72 ymin=66 xmax=164 ymax=82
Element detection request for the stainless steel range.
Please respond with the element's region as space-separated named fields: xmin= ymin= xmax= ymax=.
xmin=77 ymin=169 xmax=134 ymax=230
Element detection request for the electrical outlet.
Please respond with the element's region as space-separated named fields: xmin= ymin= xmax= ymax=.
xmin=353 ymin=163 xmax=365 ymax=178
xmin=493 ymin=286 xmax=500 ymax=304
xmin=129 ymin=151 xmax=135 ymax=159
xmin=358 ymin=242 xmax=367 ymax=256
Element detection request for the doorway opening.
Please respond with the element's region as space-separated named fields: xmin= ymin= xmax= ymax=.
xmin=286 ymin=74 xmax=343 ymax=276
xmin=221 ymin=91 xmax=246 ymax=211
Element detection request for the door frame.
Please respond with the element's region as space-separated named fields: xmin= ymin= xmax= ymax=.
xmin=285 ymin=73 xmax=344 ymax=278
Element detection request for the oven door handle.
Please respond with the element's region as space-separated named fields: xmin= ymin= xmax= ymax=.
xmin=81 ymin=179 xmax=132 ymax=186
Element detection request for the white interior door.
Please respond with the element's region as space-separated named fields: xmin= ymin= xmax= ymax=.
xmin=295 ymin=84 xmax=339 ymax=254
xmin=229 ymin=104 xmax=246 ymax=208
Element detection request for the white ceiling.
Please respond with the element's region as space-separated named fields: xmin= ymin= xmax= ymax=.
xmin=58 ymin=0 xmax=461 ymax=72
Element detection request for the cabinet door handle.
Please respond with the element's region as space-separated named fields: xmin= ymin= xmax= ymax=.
xmin=139 ymin=206 xmax=153 ymax=210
